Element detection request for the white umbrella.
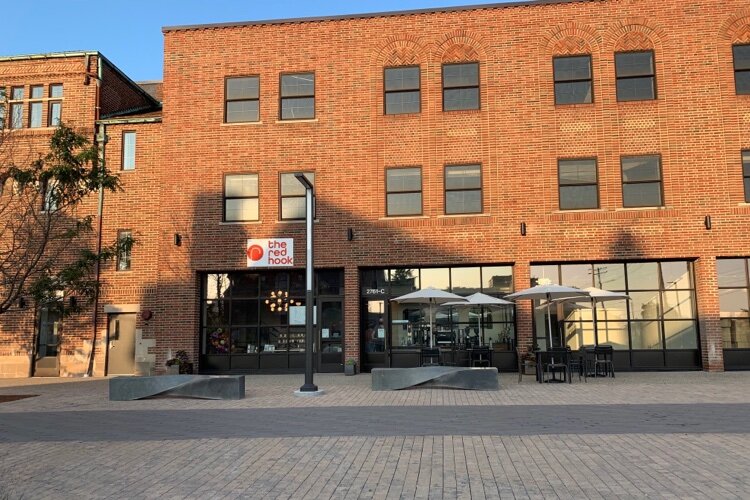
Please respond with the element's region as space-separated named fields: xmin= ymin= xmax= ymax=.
xmin=391 ymin=287 xmax=467 ymax=347
xmin=506 ymin=284 xmax=589 ymax=350
xmin=443 ymin=292 xmax=513 ymax=346
xmin=556 ymin=287 xmax=631 ymax=346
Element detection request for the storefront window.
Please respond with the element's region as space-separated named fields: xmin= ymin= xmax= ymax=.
xmin=450 ymin=267 xmax=481 ymax=295
xmin=389 ymin=268 xmax=419 ymax=296
xmin=482 ymin=266 xmax=513 ymax=294
xmin=717 ymin=258 xmax=750 ymax=349
xmin=560 ymin=264 xmax=592 ymax=289
xmin=420 ymin=267 xmax=450 ymax=291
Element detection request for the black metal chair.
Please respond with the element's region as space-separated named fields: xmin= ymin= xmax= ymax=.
xmin=544 ymin=348 xmax=570 ymax=383
xmin=593 ymin=345 xmax=615 ymax=377
xmin=567 ymin=346 xmax=587 ymax=383
xmin=420 ymin=348 xmax=441 ymax=367
xmin=470 ymin=346 xmax=492 ymax=368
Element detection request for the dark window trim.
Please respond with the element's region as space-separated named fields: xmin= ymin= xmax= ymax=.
xmin=49 ymin=83 xmax=63 ymax=98
xmin=615 ymin=50 xmax=657 ymax=102
xmin=620 ymin=154 xmax=664 ymax=208
xmin=734 ymin=44 xmax=750 ymax=95
xmin=441 ymin=62 xmax=480 ymax=111
xmin=385 ymin=166 xmax=423 ymax=217
xmin=121 ymin=130 xmax=136 ymax=171
xmin=383 ymin=65 xmax=421 ymax=115
xmin=223 ymin=172 xmax=260 ymax=222
xmin=224 ymin=75 xmax=260 ymax=123
xmin=444 ymin=163 xmax=483 ymax=215
xmin=10 ymin=86 xmax=24 ymax=101
xmin=47 ymin=100 xmax=62 ymax=127
xmin=116 ymin=229 xmax=132 ymax=272
xmin=552 ymin=54 xmax=593 ymax=105
xmin=743 ymin=150 xmax=750 ymax=203
xmin=557 ymin=157 xmax=599 ymax=210
xmin=279 ymin=71 xmax=316 ymax=121
xmin=29 ymin=84 xmax=44 ymax=100
xmin=279 ymin=171 xmax=315 ymax=221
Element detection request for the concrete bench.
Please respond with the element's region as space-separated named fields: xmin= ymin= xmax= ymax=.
xmin=109 ymin=375 xmax=245 ymax=401
xmin=372 ymin=366 xmax=499 ymax=391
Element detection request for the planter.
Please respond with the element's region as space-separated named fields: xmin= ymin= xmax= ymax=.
xmin=523 ymin=361 xmax=537 ymax=376
xmin=165 ymin=364 xmax=180 ymax=375
xmin=345 ymin=363 xmax=357 ymax=376
xmin=179 ymin=362 xmax=194 ymax=375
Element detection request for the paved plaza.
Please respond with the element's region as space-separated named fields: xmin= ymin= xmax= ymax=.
xmin=1 ymin=372 xmax=749 ymax=499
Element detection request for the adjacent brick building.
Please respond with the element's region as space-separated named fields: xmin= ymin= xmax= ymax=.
xmin=2 ymin=0 xmax=750 ymax=377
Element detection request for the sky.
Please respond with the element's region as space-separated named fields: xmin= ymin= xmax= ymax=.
xmin=2 ymin=0 xmax=514 ymax=82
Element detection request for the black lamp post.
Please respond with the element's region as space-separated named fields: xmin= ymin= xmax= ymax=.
xmin=294 ymin=172 xmax=322 ymax=395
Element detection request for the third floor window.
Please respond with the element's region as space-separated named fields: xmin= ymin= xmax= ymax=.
xmin=225 ymin=76 xmax=259 ymax=123
xmin=553 ymin=55 xmax=592 ymax=105
xmin=442 ymin=63 xmax=479 ymax=111
xmin=384 ymin=66 xmax=420 ymax=115
xmin=280 ymin=73 xmax=315 ymax=120
xmin=615 ymin=51 xmax=656 ymax=101
xmin=734 ymin=44 xmax=750 ymax=95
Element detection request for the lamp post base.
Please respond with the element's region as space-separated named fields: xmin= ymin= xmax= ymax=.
xmin=294 ymin=387 xmax=325 ymax=397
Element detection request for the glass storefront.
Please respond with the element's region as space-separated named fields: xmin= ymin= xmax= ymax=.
xmin=201 ymin=269 xmax=344 ymax=372
xmin=530 ymin=261 xmax=700 ymax=370
xmin=717 ymin=258 xmax=750 ymax=370
xmin=360 ymin=265 xmax=516 ymax=371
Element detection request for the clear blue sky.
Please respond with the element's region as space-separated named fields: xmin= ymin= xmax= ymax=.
xmin=3 ymin=0 xmax=514 ymax=82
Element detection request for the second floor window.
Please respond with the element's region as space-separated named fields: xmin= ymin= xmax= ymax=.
xmin=117 ymin=230 xmax=132 ymax=271
xmin=280 ymin=73 xmax=315 ymax=120
xmin=280 ymin=172 xmax=314 ymax=220
xmin=621 ymin=155 xmax=663 ymax=207
xmin=225 ymin=76 xmax=259 ymax=123
xmin=386 ymin=167 xmax=422 ymax=216
xmin=445 ymin=164 xmax=481 ymax=214
xmin=41 ymin=179 xmax=57 ymax=212
xmin=615 ymin=51 xmax=656 ymax=101
xmin=122 ymin=131 xmax=136 ymax=170
xmin=0 ymin=104 xmax=5 ymax=129
xmin=10 ymin=87 xmax=24 ymax=129
xmin=384 ymin=66 xmax=420 ymax=115
xmin=224 ymin=174 xmax=259 ymax=222
xmin=553 ymin=55 xmax=592 ymax=105
xmin=558 ymin=159 xmax=598 ymax=210
xmin=48 ymin=84 xmax=62 ymax=127
xmin=734 ymin=44 xmax=750 ymax=95
xmin=743 ymin=150 xmax=750 ymax=203
xmin=29 ymin=85 xmax=43 ymax=128
xmin=443 ymin=63 xmax=479 ymax=111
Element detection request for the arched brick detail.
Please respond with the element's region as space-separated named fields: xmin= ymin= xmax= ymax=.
xmin=435 ymin=30 xmax=488 ymax=62
xmin=605 ymin=19 xmax=667 ymax=51
xmin=542 ymin=22 xmax=601 ymax=56
xmin=373 ymin=36 xmax=428 ymax=67
xmin=719 ymin=7 xmax=750 ymax=42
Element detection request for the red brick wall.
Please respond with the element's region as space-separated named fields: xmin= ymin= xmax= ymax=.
xmin=160 ymin=0 xmax=750 ymax=371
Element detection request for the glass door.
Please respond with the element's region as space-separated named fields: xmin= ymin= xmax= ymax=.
xmin=318 ymin=300 xmax=344 ymax=372
xmin=360 ymin=299 xmax=388 ymax=372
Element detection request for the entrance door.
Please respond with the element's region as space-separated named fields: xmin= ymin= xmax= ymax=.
xmin=108 ymin=314 xmax=136 ymax=375
xmin=318 ymin=300 xmax=344 ymax=372
xmin=34 ymin=307 xmax=61 ymax=377
xmin=360 ymin=299 xmax=388 ymax=372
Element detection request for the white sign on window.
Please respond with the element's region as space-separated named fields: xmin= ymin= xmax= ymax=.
xmin=246 ymin=238 xmax=294 ymax=267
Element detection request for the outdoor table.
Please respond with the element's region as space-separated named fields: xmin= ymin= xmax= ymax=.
xmin=534 ymin=350 xmax=570 ymax=383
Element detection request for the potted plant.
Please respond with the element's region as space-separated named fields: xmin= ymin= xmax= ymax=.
xmin=522 ymin=351 xmax=537 ymax=375
xmin=344 ymin=358 xmax=357 ymax=376
xmin=165 ymin=350 xmax=193 ymax=375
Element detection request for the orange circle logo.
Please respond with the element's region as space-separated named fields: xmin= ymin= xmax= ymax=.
xmin=247 ymin=244 xmax=264 ymax=261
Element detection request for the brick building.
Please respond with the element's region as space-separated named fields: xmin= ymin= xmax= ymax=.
xmin=2 ymin=0 xmax=750 ymax=377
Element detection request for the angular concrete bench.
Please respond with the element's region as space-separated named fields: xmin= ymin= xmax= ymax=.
xmin=372 ymin=366 xmax=499 ymax=391
xmin=109 ymin=375 xmax=245 ymax=401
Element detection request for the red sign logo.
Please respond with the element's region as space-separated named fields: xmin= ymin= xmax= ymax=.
xmin=246 ymin=244 xmax=264 ymax=261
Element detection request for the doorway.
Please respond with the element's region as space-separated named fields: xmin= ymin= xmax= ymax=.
xmin=318 ymin=300 xmax=344 ymax=372
xmin=34 ymin=307 xmax=61 ymax=377
xmin=360 ymin=299 xmax=388 ymax=372
xmin=107 ymin=314 xmax=136 ymax=375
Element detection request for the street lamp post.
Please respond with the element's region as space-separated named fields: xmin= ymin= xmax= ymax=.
xmin=294 ymin=172 xmax=322 ymax=396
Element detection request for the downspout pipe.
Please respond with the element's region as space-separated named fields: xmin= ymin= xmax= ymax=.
xmin=86 ymin=55 xmax=105 ymax=377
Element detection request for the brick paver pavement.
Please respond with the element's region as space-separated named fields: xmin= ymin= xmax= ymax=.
xmin=0 ymin=372 xmax=749 ymax=499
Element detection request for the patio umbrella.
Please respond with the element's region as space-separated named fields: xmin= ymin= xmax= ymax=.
xmin=506 ymin=284 xmax=589 ymax=349
xmin=443 ymin=292 xmax=514 ymax=346
xmin=391 ymin=287 xmax=467 ymax=347
xmin=557 ymin=287 xmax=631 ymax=346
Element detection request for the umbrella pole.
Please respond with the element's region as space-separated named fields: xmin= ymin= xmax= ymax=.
xmin=592 ymin=298 xmax=599 ymax=346
xmin=546 ymin=293 xmax=553 ymax=350
xmin=429 ymin=302 xmax=434 ymax=348
xmin=479 ymin=306 xmax=484 ymax=346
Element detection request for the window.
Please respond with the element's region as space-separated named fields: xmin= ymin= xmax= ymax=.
xmin=10 ymin=86 xmax=23 ymax=129
xmin=41 ymin=179 xmax=57 ymax=212
xmin=734 ymin=44 xmax=750 ymax=95
xmin=558 ymin=159 xmax=599 ymax=210
xmin=122 ymin=131 xmax=136 ymax=170
xmin=0 ymin=104 xmax=5 ymax=129
xmin=744 ymin=151 xmax=750 ymax=203
xmin=615 ymin=51 xmax=656 ymax=101
xmin=621 ymin=155 xmax=662 ymax=207
xmin=48 ymin=84 xmax=62 ymax=127
xmin=445 ymin=164 xmax=481 ymax=214
xmin=117 ymin=230 xmax=132 ymax=271
xmin=29 ymin=85 xmax=43 ymax=128
xmin=280 ymin=73 xmax=314 ymax=120
xmin=280 ymin=172 xmax=314 ymax=220
xmin=553 ymin=55 xmax=592 ymax=105
xmin=224 ymin=174 xmax=259 ymax=222
xmin=443 ymin=63 xmax=479 ymax=111
xmin=717 ymin=258 xmax=750 ymax=349
xmin=38 ymin=307 xmax=61 ymax=357
xmin=384 ymin=66 xmax=420 ymax=115
xmin=386 ymin=167 xmax=422 ymax=216
xmin=225 ymin=76 xmax=259 ymax=123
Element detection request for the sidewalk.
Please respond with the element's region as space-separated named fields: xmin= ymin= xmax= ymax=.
xmin=1 ymin=372 xmax=749 ymax=499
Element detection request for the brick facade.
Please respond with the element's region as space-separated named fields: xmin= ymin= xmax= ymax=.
xmin=2 ymin=0 xmax=750 ymax=376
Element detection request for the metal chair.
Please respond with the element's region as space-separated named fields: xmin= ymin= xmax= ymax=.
xmin=470 ymin=346 xmax=492 ymax=368
xmin=420 ymin=348 xmax=441 ymax=367
xmin=593 ymin=345 xmax=615 ymax=377
xmin=544 ymin=348 xmax=570 ymax=383
xmin=567 ymin=346 xmax=587 ymax=383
